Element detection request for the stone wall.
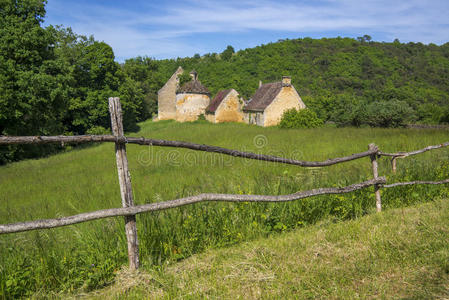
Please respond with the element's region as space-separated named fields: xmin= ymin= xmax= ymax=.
xmin=205 ymin=113 xmax=215 ymax=123
xmin=263 ymin=86 xmax=305 ymax=126
xmin=243 ymin=111 xmax=264 ymax=126
xmin=175 ymin=93 xmax=210 ymax=122
xmin=157 ymin=67 xmax=183 ymax=120
xmin=214 ymin=90 xmax=245 ymax=123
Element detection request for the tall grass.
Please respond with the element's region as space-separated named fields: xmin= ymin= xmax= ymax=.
xmin=0 ymin=120 xmax=448 ymax=298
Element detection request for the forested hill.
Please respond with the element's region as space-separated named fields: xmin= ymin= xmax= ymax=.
xmin=125 ymin=37 xmax=449 ymax=126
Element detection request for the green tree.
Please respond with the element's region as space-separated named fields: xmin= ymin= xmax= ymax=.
xmin=122 ymin=56 xmax=163 ymax=118
xmin=221 ymin=45 xmax=235 ymax=60
xmin=0 ymin=0 xmax=71 ymax=163
xmin=52 ymin=30 xmax=145 ymax=134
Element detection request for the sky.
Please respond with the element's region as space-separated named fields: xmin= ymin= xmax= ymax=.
xmin=43 ymin=0 xmax=449 ymax=62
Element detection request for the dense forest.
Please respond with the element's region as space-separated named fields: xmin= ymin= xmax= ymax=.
xmin=1 ymin=0 xmax=449 ymax=163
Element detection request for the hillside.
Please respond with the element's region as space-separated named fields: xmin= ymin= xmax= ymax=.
xmin=1 ymin=121 xmax=448 ymax=297
xmin=86 ymin=198 xmax=449 ymax=299
xmin=125 ymin=38 xmax=449 ymax=125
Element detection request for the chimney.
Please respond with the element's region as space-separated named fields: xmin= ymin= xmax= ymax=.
xmin=259 ymin=80 xmax=262 ymax=88
xmin=282 ymin=76 xmax=291 ymax=86
xmin=189 ymin=70 xmax=198 ymax=81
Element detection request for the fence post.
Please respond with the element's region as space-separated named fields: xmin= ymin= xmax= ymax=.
xmin=369 ymin=143 xmax=382 ymax=212
xmin=391 ymin=157 xmax=397 ymax=173
xmin=109 ymin=97 xmax=139 ymax=270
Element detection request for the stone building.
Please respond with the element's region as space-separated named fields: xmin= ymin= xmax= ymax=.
xmin=243 ymin=76 xmax=306 ymax=127
xmin=157 ymin=69 xmax=305 ymax=126
xmin=205 ymin=89 xmax=245 ymax=123
xmin=175 ymin=71 xmax=211 ymax=122
xmin=157 ymin=66 xmax=183 ymax=120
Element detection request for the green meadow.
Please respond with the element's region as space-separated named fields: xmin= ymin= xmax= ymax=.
xmin=90 ymin=198 xmax=449 ymax=299
xmin=0 ymin=121 xmax=448 ymax=298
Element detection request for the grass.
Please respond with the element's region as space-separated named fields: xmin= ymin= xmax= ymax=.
xmin=0 ymin=120 xmax=448 ymax=298
xmin=85 ymin=198 xmax=449 ymax=299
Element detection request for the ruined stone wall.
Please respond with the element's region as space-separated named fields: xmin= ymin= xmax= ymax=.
xmin=214 ymin=91 xmax=244 ymax=123
xmin=157 ymin=67 xmax=183 ymax=120
xmin=175 ymin=93 xmax=210 ymax=122
xmin=263 ymin=86 xmax=305 ymax=127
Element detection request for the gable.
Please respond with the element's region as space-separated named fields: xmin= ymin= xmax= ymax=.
xmin=158 ymin=66 xmax=183 ymax=94
xmin=206 ymin=89 xmax=232 ymax=113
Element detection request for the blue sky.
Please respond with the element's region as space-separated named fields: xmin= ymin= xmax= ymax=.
xmin=43 ymin=0 xmax=449 ymax=62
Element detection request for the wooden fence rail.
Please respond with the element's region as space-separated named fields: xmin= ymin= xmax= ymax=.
xmin=1 ymin=97 xmax=448 ymax=270
xmin=0 ymin=135 xmax=377 ymax=167
xmin=0 ymin=177 xmax=386 ymax=234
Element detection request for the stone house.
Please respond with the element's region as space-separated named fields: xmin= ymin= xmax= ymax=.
xmin=175 ymin=71 xmax=211 ymax=122
xmin=243 ymin=76 xmax=306 ymax=126
xmin=157 ymin=66 xmax=183 ymax=120
xmin=205 ymin=89 xmax=245 ymax=123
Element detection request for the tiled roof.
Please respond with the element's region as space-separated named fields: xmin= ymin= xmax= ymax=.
xmin=206 ymin=89 xmax=232 ymax=113
xmin=177 ymin=80 xmax=210 ymax=95
xmin=244 ymin=82 xmax=282 ymax=112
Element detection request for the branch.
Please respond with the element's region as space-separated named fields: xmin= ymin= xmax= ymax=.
xmin=0 ymin=177 xmax=386 ymax=234
xmin=0 ymin=135 xmax=117 ymax=145
xmin=383 ymin=178 xmax=449 ymax=188
xmin=0 ymin=135 xmax=377 ymax=167
xmin=379 ymin=142 xmax=449 ymax=157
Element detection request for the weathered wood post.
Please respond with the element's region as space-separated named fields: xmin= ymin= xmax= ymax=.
xmin=109 ymin=97 xmax=139 ymax=270
xmin=369 ymin=143 xmax=382 ymax=212
xmin=391 ymin=157 xmax=397 ymax=173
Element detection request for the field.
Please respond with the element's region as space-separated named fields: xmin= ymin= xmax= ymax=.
xmin=90 ymin=198 xmax=449 ymax=299
xmin=0 ymin=120 xmax=448 ymax=298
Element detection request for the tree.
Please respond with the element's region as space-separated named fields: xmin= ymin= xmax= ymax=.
xmin=122 ymin=56 xmax=162 ymax=118
xmin=363 ymin=35 xmax=372 ymax=42
xmin=221 ymin=45 xmax=235 ymax=60
xmin=0 ymin=0 xmax=72 ymax=163
xmin=0 ymin=2 xmax=147 ymax=164
xmin=357 ymin=35 xmax=372 ymax=43
xmin=60 ymin=39 xmax=144 ymax=134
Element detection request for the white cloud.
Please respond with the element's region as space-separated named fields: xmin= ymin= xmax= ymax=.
xmin=44 ymin=0 xmax=449 ymax=61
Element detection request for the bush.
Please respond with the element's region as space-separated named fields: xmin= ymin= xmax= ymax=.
xmin=279 ymin=108 xmax=324 ymax=129
xmin=329 ymin=94 xmax=363 ymax=127
xmin=359 ymin=100 xmax=415 ymax=127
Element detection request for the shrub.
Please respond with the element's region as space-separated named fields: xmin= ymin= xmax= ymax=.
xmin=279 ymin=108 xmax=324 ymax=129
xmin=359 ymin=100 xmax=416 ymax=127
xmin=86 ymin=126 xmax=110 ymax=135
xmin=328 ymin=94 xmax=363 ymax=127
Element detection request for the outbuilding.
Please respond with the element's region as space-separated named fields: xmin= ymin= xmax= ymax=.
xmin=243 ymin=76 xmax=306 ymax=126
xmin=205 ymin=89 xmax=244 ymax=123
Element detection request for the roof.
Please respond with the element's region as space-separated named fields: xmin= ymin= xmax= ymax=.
xmin=177 ymin=80 xmax=210 ymax=95
xmin=244 ymin=81 xmax=282 ymax=112
xmin=206 ymin=89 xmax=233 ymax=113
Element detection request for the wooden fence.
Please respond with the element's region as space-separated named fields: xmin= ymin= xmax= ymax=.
xmin=1 ymin=97 xmax=448 ymax=270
